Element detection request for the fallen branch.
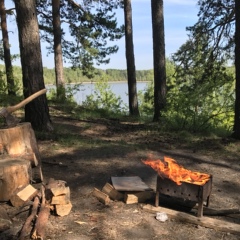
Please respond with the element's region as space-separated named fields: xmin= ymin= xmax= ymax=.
xmin=19 ymin=195 xmax=40 ymax=240
xmin=193 ymin=207 xmax=240 ymax=216
xmin=143 ymin=204 xmax=240 ymax=236
xmin=157 ymin=193 xmax=240 ymax=216
xmin=31 ymin=185 xmax=50 ymax=240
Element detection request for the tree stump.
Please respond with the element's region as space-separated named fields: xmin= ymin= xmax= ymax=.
xmin=0 ymin=158 xmax=31 ymax=201
xmin=0 ymin=122 xmax=43 ymax=181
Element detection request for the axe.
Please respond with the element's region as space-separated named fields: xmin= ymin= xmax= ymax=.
xmin=0 ymin=88 xmax=47 ymax=127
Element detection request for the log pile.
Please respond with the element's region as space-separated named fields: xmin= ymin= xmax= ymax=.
xmin=93 ymin=181 xmax=154 ymax=205
xmin=0 ymin=122 xmax=43 ymax=203
xmin=18 ymin=179 xmax=72 ymax=239
xmin=45 ymin=178 xmax=72 ymax=217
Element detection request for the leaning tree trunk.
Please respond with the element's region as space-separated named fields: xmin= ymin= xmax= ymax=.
xmin=233 ymin=0 xmax=240 ymax=139
xmin=52 ymin=0 xmax=66 ymax=100
xmin=151 ymin=0 xmax=166 ymax=121
xmin=124 ymin=0 xmax=139 ymax=116
xmin=0 ymin=0 xmax=16 ymax=96
xmin=14 ymin=0 xmax=53 ymax=131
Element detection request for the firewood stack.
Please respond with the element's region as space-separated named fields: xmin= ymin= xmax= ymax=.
xmin=17 ymin=179 xmax=72 ymax=239
xmin=93 ymin=178 xmax=154 ymax=205
xmin=45 ymin=178 xmax=72 ymax=217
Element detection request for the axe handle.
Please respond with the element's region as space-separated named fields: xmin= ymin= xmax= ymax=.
xmin=7 ymin=89 xmax=47 ymax=113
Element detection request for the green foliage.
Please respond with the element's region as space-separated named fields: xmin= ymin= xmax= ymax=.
xmin=188 ymin=0 xmax=234 ymax=61
xmin=0 ymin=65 xmax=22 ymax=101
xmin=37 ymin=0 xmax=124 ymax=78
xmin=166 ymin=24 xmax=235 ymax=132
xmin=82 ymin=74 xmax=127 ymax=115
xmin=0 ymin=64 xmax=154 ymax=86
xmin=138 ymin=53 xmax=235 ymax=133
xmin=0 ymin=69 xmax=7 ymax=98
xmin=138 ymin=59 xmax=174 ymax=116
xmin=47 ymin=83 xmax=82 ymax=104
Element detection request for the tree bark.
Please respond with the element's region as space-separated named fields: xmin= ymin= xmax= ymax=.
xmin=233 ymin=0 xmax=240 ymax=139
xmin=0 ymin=122 xmax=43 ymax=181
xmin=52 ymin=0 xmax=66 ymax=100
xmin=0 ymin=0 xmax=15 ymax=95
xmin=0 ymin=158 xmax=31 ymax=201
xmin=0 ymin=122 xmax=41 ymax=167
xmin=151 ymin=0 xmax=166 ymax=121
xmin=14 ymin=0 xmax=53 ymax=131
xmin=124 ymin=0 xmax=139 ymax=116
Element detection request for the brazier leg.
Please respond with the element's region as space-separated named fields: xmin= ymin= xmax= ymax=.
xmin=155 ymin=191 xmax=159 ymax=207
xmin=197 ymin=199 xmax=204 ymax=217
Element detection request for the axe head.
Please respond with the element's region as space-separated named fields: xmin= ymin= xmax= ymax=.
xmin=0 ymin=108 xmax=20 ymax=127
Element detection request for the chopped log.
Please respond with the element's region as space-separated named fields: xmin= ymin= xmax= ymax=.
xmin=0 ymin=205 xmax=12 ymax=232
xmin=143 ymin=204 xmax=240 ymax=236
xmin=124 ymin=191 xmax=154 ymax=204
xmin=45 ymin=178 xmax=66 ymax=189
xmin=45 ymin=178 xmax=66 ymax=201
xmin=19 ymin=195 xmax=40 ymax=240
xmin=0 ymin=158 xmax=31 ymax=201
xmin=51 ymin=189 xmax=70 ymax=205
xmin=51 ymin=185 xmax=69 ymax=197
xmin=92 ymin=188 xmax=110 ymax=205
xmin=102 ymin=183 xmax=124 ymax=201
xmin=0 ymin=122 xmax=43 ymax=182
xmin=0 ymin=122 xmax=41 ymax=167
xmin=55 ymin=203 xmax=72 ymax=216
xmin=10 ymin=184 xmax=38 ymax=207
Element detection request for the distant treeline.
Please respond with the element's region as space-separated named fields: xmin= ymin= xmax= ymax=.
xmin=0 ymin=65 xmax=153 ymax=85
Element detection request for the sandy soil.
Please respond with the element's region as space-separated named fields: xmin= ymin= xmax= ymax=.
xmin=1 ymin=114 xmax=240 ymax=240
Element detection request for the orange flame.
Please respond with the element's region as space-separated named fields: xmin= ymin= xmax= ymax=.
xmin=143 ymin=156 xmax=210 ymax=186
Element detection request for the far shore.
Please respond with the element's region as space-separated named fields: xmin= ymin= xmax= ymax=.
xmin=46 ymin=80 xmax=150 ymax=86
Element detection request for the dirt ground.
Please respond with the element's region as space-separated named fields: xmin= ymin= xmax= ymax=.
xmin=1 ymin=112 xmax=240 ymax=240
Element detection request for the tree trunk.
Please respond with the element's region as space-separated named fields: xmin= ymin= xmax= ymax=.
xmin=0 ymin=0 xmax=15 ymax=96
xmin=124 ymin=0 xmax=139 ymax=116
xmin=151 ymin=0 xmax=166 ymax=121
xmin=14 ymin=0 xmax=53 ymax=131
xmin=52 ymin=0 xmax=65 ymax=100
xmin=233 ymin=0 xmax=240 ymax=139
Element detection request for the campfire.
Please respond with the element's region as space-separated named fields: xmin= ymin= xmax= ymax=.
xmin=143 ymin=156 xmax=210 ymax=186
xmin=143 ymin=156 xmax=212 ymax=217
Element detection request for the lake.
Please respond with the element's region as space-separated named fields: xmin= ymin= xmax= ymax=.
xmin=47 ymin=82 xmax=149 ymax=106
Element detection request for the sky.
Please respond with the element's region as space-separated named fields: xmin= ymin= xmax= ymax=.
xmin=3 ymin=0 xmax=199 ymax=71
